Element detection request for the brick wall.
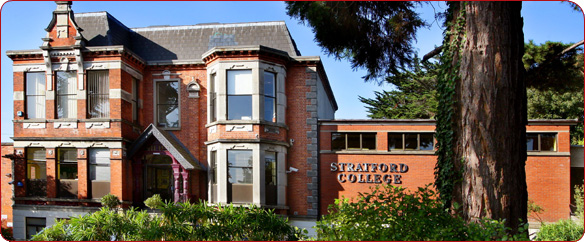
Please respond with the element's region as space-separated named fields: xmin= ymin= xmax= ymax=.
xmin=319 ymin=122 xmax=573 ymax=222
xmin=1 ymin=144 xmax=13 ymax=228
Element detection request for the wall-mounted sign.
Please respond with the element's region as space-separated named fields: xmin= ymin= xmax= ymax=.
xmin=330 ymin=162 xmax=409 ymax=184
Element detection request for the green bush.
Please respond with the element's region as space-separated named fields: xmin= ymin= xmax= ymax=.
xmin=100 ymin=194 xmax=121 ymax=209
xmin=534 ymin=184 xmax=584 ymax=241
xmin=315 ymin=184 xmax=528 ymax=241
xmin=144 ymin=194 xmax=164 ymax=210
xmin=1 ymin=227 xmax=14 ymax=241
xmin=31 ymin=200 xmax=306 ymax=241
xmin=534 ymin=219 xmax=583 ymax=241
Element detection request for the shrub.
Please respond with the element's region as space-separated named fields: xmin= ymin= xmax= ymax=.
xmin=534 ymin=184 xmax=585 ymax=241
xmin=315 ymin=184 xmax=528 ymax=241
xmin=31 ymin=200 xmax=306 ymax=241
xmin=1 ymin=227 xmax=14 ymax=241
xmin=534 ymin=219 xmax=583 ymax=241
xmin=100 ymin=194 xmax=120 ymax=209
xmin=144 ymin=194 xmax=164 ymax=210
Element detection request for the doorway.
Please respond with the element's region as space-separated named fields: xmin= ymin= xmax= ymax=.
xmin=144 ymin=154 xmax=173 ymax=202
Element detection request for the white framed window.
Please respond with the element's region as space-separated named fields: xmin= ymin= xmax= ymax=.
xmin=227 ymin=70 xmax=252 ymax=120
xmin=25 ymin=73 xmax=46 ymax=119
xmin=87 ymin=70 xmax=110 ymax=118
xmin=263 ymin=71 xmax=276 ymax=122
xmin=56 ymin=71 xmax=77 ymax=119
xmin=155 ymin=80 xmax=179 ymax=128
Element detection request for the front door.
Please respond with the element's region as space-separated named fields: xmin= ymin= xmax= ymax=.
xmin=144 ymin=154 xmax=173 ymax=202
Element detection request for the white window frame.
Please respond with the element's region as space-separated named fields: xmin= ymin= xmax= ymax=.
xmin=153 ymin=78 xmax=181 ymax=129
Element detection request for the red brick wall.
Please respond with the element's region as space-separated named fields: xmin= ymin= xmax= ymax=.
xmin=319 ymin=123 xmax=573 ymax=222
xmin=1 ymin=144 xmax=13 ymax=228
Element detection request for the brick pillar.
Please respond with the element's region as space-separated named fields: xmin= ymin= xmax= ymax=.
xmin=46 ymin=149 xmax=57 ymax=199
xmin=77 ymin=148 xmax=88 ymax=199
xmin=378 ymin=132 xmax=388 ymax=152
xmin=109 ymin=149 xmax=123 ymax=203
xmin=13 ymin=149 xmax=26 ymax=198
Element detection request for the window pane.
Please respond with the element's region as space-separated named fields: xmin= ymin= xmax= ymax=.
xmin=56 ymin=72 xmax=76 ymax=95
xmin=210 ymin=74 xmax=217 ymax=122
xmin=26 ymin=217 xmax=46 ymax=240
xmin=88 ymin=71 xmax=109 ymax=118
xmin=228 ymin=95 xmax=252 ymax=120
xmin=227 ymin=70 xmax=252 ymax=94
xmin=157 ymin=104 xmax=179 ymax=127
xmin=57 ymin=95 xmax=77 ymax=119
xmin=526 ymin=133 xmax=539 ymax=151
xmin=404 ymin=134 xmax=418 ymax=150
xmin=210 ymin=151 xmax=217 ymax=185
xmin=331 ymin=133 xmax=345 ymax=150
xmin=228 ymin=150 xmax=253 ymax=167
xmin=264 ymin=72 xmax=275 ymax=97
xmin=27 ymin=95 xmax=45 ymax=119
xmin=388 ymin=133 xmax=403 ymax=150
xmin=157 ymin=82 xmax=178 ymax=105
xmin=420 ymin=133 xmax=434 ymax=150
xmin=347 ymin=133 xmax=361 ymax=149
xmin=89 ymin=149 xmax=110 ymax=181
xmin=58 ymin=149 xmax=77 ymax=180
xmin=265 ymin=151 xmax=277 ymax=206
xmin=362 ymin=133 xmax=376 ymax=150
xmin=264 ymin=96 xmax=275 ymax=122
xmin=26 ymin=73 xmax=45 ymax=95
xmin=540 ymin=133 xmax=557 ymax=151
xmin=27 ymin=148 xmax=47 ymax=197
xmin=26 ymin=73 xmax=46 ymax=119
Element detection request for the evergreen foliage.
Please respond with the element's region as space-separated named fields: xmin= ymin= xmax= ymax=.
xmin=315 ymin=184 xmax=529 ymax=241
xmin=286 ymin=1 xmax=425 ymax=82
xmin=31 ymin=199 xmax=306 ymax=241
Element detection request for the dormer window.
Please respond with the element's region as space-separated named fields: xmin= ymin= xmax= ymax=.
xmin=227 ymin=70 xmax=252 ymax=120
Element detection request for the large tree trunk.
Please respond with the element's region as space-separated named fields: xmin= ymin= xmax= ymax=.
xmin=451 ymin=2 xmax=528 ymax=232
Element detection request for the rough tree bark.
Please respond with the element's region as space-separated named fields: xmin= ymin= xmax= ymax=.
xmin=451 ymin=2 xmax=528 ymax=232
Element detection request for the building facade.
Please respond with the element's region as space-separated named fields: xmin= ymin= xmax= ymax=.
xmin=1 ymin=2 xmax=580 ymax=240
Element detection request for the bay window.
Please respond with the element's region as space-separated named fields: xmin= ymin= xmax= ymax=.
xmin=56 ymin=71 xmax=77 ymax=119
xmin=87 ymin=70 xmax=110 ymax=118
xmin=209 ymin=150 xmax=218 ymax=203
xmin=156 ymin=80 xmax=179 ymax=128
xmin=227 ymin=70 xmax=252 ymax=120
xmin=25 ymin=73 xmax=46 ymax=119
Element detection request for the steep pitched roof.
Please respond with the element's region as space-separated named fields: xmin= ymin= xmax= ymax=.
xmin=128 ymin=124 xmax=205 ymax=170
xmin=73 ymin=12 xmax=301 ymax=62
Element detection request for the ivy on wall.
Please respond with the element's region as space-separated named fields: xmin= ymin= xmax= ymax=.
xmin=433 ymin=2 xmax=466 ymax=209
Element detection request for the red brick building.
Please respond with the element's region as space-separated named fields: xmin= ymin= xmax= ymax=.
xmin=1 ymin=2 xmax=580 ymax=240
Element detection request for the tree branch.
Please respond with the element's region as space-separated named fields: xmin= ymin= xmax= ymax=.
xmin=422 ymin=45 xmax=442 ymax=62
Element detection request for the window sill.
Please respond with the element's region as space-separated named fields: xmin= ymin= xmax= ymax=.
xmin=527 ymin=151 xmax=570 ymax=156
xmin=206 ymin=120 xmax=289 ymax=130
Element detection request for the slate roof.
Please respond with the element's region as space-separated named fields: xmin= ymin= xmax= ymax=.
xmin=127 ymin=124 xmax=205 ymax=170
xmin=74 ymin=12 xmax=301 ymax=63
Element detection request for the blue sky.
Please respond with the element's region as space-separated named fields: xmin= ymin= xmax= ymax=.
xmin=1 ymin=1 xmax=583 ymax=142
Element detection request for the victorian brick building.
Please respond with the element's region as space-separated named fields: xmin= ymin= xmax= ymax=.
xmin=1 ymin=2 xmax=580 ymax=240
